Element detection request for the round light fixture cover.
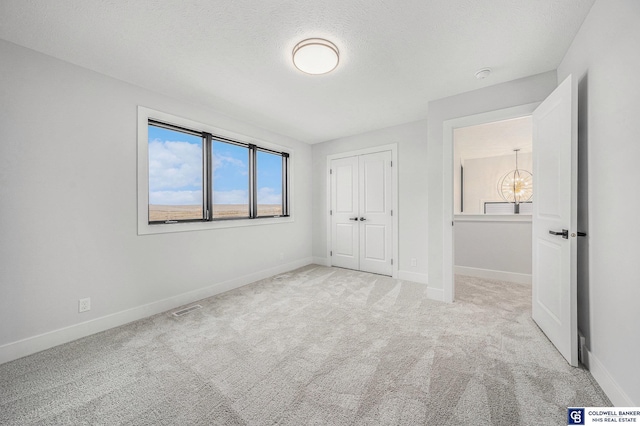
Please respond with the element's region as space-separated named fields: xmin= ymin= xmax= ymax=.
xmin=475 ymin=68 xmax=492 ymax=79
xmin=293 ymin=38 xmax=339 ymax=75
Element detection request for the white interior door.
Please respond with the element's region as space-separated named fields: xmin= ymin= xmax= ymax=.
xmin=532 ymin=75 xmax=578 ymax=366
xmin=331 ymin=156 xmax=359 ymax=270
xmin=330 ymin=151 xmax=393 ymax=276
xmin=359 ymin=151 xmax=393 ymax=275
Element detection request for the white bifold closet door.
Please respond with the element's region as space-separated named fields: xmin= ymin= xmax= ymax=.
xmin=330 ymin=151 xmax=393 ymax=276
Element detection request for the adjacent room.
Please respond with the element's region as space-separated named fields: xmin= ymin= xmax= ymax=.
xmin=1 ymin=0 xmax=638 ymax=424
xmin=453 ymin=116 xmax=534 ymax=289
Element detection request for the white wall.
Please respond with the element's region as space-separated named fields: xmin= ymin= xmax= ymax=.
xmin=426 ymin=71 xmax=557 ymax=294
xmin=0 ymin=40 xmax=313 ymax=363
xmin=557 ymin=0 xmax=640 ymax=406
xmin=311 ymin=120 xmax=430 ymax=288
xmin=460 ymin=153 xmax=533 ymax=214
xmin=454 ymin=217 xmax=532 ymax=284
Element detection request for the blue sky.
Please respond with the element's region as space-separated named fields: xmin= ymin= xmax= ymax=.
xmin=148 ymin=125 xmax=282 ymax=205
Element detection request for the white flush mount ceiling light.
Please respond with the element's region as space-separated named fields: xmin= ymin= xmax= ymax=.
xmin=292 ymin=38 xmax=339 ymax=75
xmin=475 ymin=67 xmax=492 ymax=79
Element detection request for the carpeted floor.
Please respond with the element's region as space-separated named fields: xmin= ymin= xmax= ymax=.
xmin=0 ymin=265 xmax=609 ymax=425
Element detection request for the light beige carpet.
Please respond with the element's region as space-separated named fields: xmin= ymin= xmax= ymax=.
xmin=0 ymin=265 xmax=609 ymax=425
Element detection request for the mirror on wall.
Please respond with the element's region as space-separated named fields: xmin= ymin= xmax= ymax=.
xmin=454 ymin=116 xmax=533 ymax=215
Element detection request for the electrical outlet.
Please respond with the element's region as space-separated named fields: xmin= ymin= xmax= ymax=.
xmin=410 ymin=258 xmax=417 ymax=267
xmin=78 ymin=297 xmax=91 ymax=313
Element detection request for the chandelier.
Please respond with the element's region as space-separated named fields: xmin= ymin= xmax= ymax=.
xmin=497 ymin=149 xmax=533 ymax=213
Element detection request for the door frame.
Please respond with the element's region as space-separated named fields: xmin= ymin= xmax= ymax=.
xmin=326 ymin=144 xmax=399 ymax=278
xmin=442 ymin=103 xmax=540 ymax=302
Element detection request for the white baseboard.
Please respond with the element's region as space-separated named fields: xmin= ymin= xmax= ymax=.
xmin=308 ymin=265 xmax=442 ymax=301
xmin=426 ymin=287 xmax=445 ymax=302
xmin=396 ymin=270 xmax=443 ymax=302
xmin=0 ymin=257 xmax=314 ymax=366
xmin=312 ymin=256 xmax=331 ymax=266
xmin=397 ymin=270 xmax=428 ymax=284
xmin=585 ymin=348 xmax=636 ymax=406
xmin=454 ymin=266 xmax=531 ymax=285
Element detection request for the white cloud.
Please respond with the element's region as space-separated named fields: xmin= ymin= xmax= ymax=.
xmin=257 ymin=187 xmax=282 ymax=204
xmin=214 ymin=153 xmax=245 ymax=170
xmin=213 ymin=190 xmax=248 ymax=205
xmin=213 ymin=153 xmax=248 ymax=179
xmin=149 ymin=190 xmax=201 ymax=205
xmin=149 ymin=139 xmax=202 ymax=190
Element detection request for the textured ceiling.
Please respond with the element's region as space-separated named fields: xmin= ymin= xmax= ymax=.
xmin=455 ymin=116 xmax=532 ymax=161
xmin=0 ymin=0 xmax=595 ymax=144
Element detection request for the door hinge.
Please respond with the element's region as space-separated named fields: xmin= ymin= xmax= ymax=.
xmin=330 ymin=210 xmax=333 ymax=215
xmin=391 ymin=259 xmax=393 ymax=265
xmin=391 ymin=210 xmax=393 ymax=216
xmin=330 ymin=251 xmax=333 ymax=256
xmin=330 ymin=169 xmax=332 ymax=174
xmin=390 ymin=161 xmax=393 ymax=167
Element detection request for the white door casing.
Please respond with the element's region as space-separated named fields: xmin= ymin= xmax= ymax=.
xmin=532 ymin=74 xmax=578 ymax=366
xmin=330 ymin=151 xmax=393 ymax=276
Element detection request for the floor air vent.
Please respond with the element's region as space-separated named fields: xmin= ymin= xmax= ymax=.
xmin=172 ymin=305 xmax=202 ymax=317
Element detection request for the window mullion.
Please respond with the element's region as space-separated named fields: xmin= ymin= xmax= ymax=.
xmin=249 ymin=144 xmax=257 ymax=218
xmin=282 ymin=153 xmax=289 ymax=216
xmin=204 ymin=133 xmax=213 ymax=221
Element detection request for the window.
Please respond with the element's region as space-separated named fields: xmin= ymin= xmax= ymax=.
xmin=145 ymin=119 xmax=290 ymax=226
xmin=256 ymin=150 xmax=285 ymax=217
xmin=148 ymin=125 xmax=204 ymax=222
xmin=212 ymin=140 xmax=250 ymax=219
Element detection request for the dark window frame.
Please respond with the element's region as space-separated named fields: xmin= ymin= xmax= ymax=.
xmin=148 ymin=119 xmax=290 ymax=225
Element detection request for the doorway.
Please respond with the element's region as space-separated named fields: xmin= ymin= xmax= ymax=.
xmin=453 ymin=116 xmax=534 ymax=290
xmin=443 ymin=76 xmax=579 ymax=366
xmin=442 ymin=103 xmax=540 ymax=302
xmin=327 ymin=145 xmax=398 ymax=277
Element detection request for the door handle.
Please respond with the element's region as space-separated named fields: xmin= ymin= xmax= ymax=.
xmin=549 ymin=229 xmax=569 ymax=239
xmin=359 ymin=217 xmax=367 ymax=221
xmin=349 ymin=217 xmax=358 ymax=221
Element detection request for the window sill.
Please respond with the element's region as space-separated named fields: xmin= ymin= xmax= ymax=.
xmin=138 ymin=215 xmax=294 ymax=236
